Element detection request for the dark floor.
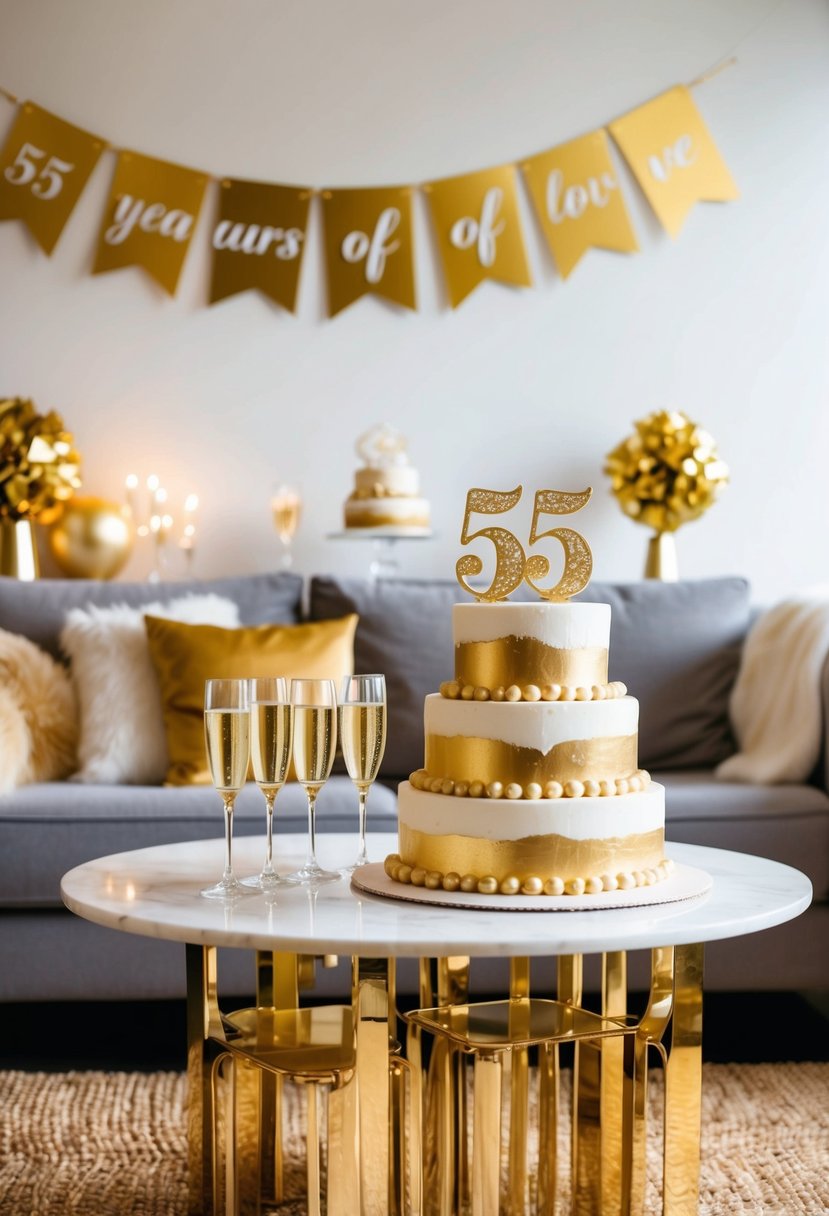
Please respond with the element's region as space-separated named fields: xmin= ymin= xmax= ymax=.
xmin=1 ymin=992 xmax=827 ymax=1071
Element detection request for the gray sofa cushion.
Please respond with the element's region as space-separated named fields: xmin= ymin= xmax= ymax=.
xmin=660 ymin=770 xmax=829 ymax=900
xmin=0 ymin=778 xmax=398 ymax=907
xmin=310 ymin=576 xmax=457 ymax=778
xmin=0 ymin=571 xmax=303 ymax=657
xmin=577 ymin=578 xmax=751 ymax=770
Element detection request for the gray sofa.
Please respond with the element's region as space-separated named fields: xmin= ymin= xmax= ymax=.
xmin=0 ymin=572 xmax=825 ymax=1001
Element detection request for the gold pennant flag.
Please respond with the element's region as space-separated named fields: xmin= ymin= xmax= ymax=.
xmin=0 ymin=102 xmax=105 ymax=254
xmin=609 ymin=86 xmax=738 ymax=238
xmin=425 ymin=166 xmax=531 ymax=308
xmin=210 ymin=178 xmax=311 ymax=312
xmin=321 ymin=186 xmax=415 ymax=317
xmin=92 ymin=150 xmax=208 ymax=295
xmin=522 ymin=131 xmax=638 ymax=279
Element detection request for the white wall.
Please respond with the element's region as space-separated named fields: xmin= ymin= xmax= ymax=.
xmin=1 ymin=0 xmax=827 ymax=599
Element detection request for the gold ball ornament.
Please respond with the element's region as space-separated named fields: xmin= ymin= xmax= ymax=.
xmin=48 ymin=496 xmax=134 ymax=579
xmin=605 ymin=409 xmax=729 ymax=535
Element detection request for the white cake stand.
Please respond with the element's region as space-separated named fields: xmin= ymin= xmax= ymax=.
xmin=327 ymin=529 xmax=435 ymax=579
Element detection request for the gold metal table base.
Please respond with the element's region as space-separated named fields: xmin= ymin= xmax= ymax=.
xmin=186 ymin=944 xmax=704 ymax=1215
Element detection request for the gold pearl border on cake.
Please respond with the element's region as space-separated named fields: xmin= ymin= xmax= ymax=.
xmin=383 ymin=853 xmax=674 ymax=896
xmin=439 ymin=680 xmax=627 ymax=704
xmin=408 ymin=768 xmax=651 ymax=799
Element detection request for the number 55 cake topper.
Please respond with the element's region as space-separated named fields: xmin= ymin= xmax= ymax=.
xmin=456 ymin=485 xmax=593 ymax=603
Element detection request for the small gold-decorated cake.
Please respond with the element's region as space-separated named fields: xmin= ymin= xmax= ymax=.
xmin=344 ymin=424 xmax=431 ymax=534
xmin=384 ymin=485 xmax=670 ymax=898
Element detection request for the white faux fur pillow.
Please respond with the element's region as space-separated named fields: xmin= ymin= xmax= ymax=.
xmin=0 ymin=628 xmax=78 ymax=791
xmin=61 ymin=593 xmax=240 ymax=784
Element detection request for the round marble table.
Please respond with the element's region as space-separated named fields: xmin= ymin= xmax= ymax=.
xmin=61 ymin=833 xmax=811 ymax=957
xmin=61 ymin=836 xmax=812 ymax=1216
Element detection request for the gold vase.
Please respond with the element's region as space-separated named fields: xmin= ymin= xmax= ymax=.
xmin=644 ymin=531 xmax=678 ymax=581
xmin=0 ymin=518 xmax=40 ymax=580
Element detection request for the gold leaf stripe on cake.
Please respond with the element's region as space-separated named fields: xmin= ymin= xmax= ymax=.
xmin=398 ymin=825 xmax=665 ymax=884
xmin=455 ymin=638 xmax=607 ymax=690
xmin=345 ymin=508 xmax=430 ymax=528
xmin=424 ymin=733 xmax=638 ymax=786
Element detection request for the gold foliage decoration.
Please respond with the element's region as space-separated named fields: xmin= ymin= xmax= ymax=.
xmin=0 ymin=397 xmax=81 ymax=522
xmin=604 ymin=409 xmax=728 ymax=534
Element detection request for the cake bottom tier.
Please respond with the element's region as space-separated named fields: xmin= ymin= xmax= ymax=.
xmin=390 ymin=780 xmax=667 ymax=896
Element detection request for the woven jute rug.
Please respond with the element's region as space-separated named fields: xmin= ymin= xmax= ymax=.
xmin=0 ymin=1064 xmax=827 ymax=1215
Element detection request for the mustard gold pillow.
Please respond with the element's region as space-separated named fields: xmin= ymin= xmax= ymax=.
xmin=144 ymin=613 xmax=358 ymax=786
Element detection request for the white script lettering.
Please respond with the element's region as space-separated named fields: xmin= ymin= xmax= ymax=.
xmin=105 ymin=195 xmax=194 ymax=246
xmin=648 ymin=135 xmax=696 ymax=183
xmin=340 ymin=208 xmax=401 ymax=283
xmin=546 ymin=169 xmax=617 ymax=222
xmin=212 ymin=220 xmax=304 ymax=259
xmin=449 ymin=188 xmax=504 ymax=267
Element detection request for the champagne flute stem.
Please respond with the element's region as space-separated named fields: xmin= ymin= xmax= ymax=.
xmin=306 ymin=786 xmax=319 ymax=869
xmin=263 ymin=791 xmax=276 ymax=876
xmin=357 ymin=786 xmax=369 ymax=865
xmin=222 ymin=794 xmax=236 ymax=883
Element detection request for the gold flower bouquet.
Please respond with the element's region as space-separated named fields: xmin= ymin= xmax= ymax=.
xmin=604 ymin=409 xmax=728 ymax=580
xmin=0 ymin=397 xmax=81 ymax=578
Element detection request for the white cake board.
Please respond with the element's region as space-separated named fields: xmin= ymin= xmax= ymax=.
xmin=351 ymin=862 xmax=712 ymax=912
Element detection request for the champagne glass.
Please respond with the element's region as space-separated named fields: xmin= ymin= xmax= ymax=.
xmin=201 ymin=679 xmax=250 ymax=899
xmin=271 ymin=482 xmax=302 ymax=570
xmin=285 ymin=678 xmax=340 ymax=885
xmin=340 ymin=675 xmax=387 ymax=871
xmin=240 ymin=677 xmax=293 ymax=890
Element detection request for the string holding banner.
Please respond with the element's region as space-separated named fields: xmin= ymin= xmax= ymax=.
xmin=0 ymin=59 xmax=740 ymax=313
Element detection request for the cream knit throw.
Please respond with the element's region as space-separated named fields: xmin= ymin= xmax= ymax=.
xmin=717 ymin=589 xmax=829 ymax=784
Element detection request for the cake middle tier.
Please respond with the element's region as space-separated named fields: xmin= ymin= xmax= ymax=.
xmin=423 ymin=693 xmax=639 ymax=787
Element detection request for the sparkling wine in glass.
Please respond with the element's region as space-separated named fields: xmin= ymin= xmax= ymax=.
xmin=285 ymin=678 xmax=340 ymax=885
xmin=201 ymin=679 xmax=250 ymax=899
xmin=340 ymin=675 xmax=387 ymax=871
xmin=240 ymin=677 xmax=293 ymax=890
xmin=271 ymin=483 xmax=301 ymax=570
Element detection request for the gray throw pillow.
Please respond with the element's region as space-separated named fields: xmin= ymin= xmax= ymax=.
xmin=0 ymin=571 xmax=303 ymax=658
xmin=576 ymin=578 xmax=751 ymax=770
xmin=309 ymin=576 xmax=457 ymax=779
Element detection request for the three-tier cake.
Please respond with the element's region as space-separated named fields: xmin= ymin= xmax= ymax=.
xmin=384 ymin=598 xmax=670 ymax=897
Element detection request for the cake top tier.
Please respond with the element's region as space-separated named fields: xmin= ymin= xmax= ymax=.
xmin=453 ymin=601 xmax=610 ymax=650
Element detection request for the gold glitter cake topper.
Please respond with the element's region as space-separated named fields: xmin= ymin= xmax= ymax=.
xmin=456 ymin=484 xmax=593 ymax=603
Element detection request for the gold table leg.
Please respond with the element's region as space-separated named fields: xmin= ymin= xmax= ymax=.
xmin=600 ymin=951 xmax=628 ymax=1216
xmin=663 ymin=944 xmax=703 ymax=1216
xmin=187 ymin=944 xmax=223 ymax=1216
xmin=507 ymin=959 xmax=531 ymax=1216
xmin=472 ymin=1053 xmax=502 ymax=1216
xmin=353 ymin=956 xmax=395 ymax=1215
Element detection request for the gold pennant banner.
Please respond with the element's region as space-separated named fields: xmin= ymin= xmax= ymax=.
xmin=0 ymin=68 xmax=740 ymax=310
xmin=425 ymin=165 xmax=532 ymax=308
xmin=322 ymin=186 xmax=416 ymax=317
xmin=210 ymin=178 xmax=311 ymax=312
xmin=522 ymin=130 xmax=638 ymax=279
xmin=92 ymin=150 xmax=208 ymax=295
xmin=0 ymin=102 xmax=105 ymax=254
xmin=609 ymin=86 xmax=739 ymax=238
